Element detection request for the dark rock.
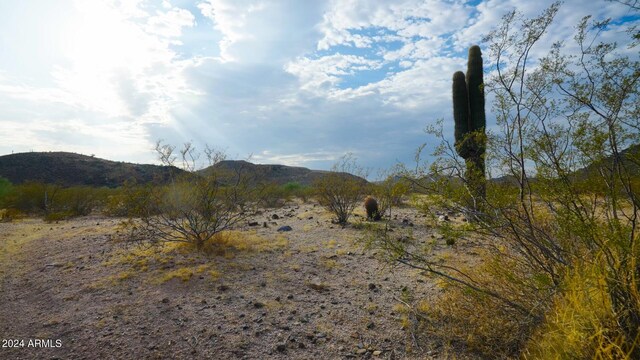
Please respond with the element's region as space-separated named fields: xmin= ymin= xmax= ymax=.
xmin=272 ymin=214 xmax=280 ymax=220
xmin=248 ymin=221 xmax=259 ymax=226
xmin=277 ymin=226 xmax=292 ymax=232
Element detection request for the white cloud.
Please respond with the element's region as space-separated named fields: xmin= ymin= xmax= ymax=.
xmin=146 ymin=8 xmax=195 ymax=39
xmin=0 ymin=0 xmax=636 ymax=171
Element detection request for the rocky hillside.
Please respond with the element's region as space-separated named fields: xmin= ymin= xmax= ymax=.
xmin=200 ymin=160 xmax=368 ymax=186
xmin=0 ymin=152 xmax=183 ymax=187
xmin=0 ymin=152 xmax=367 ymax=187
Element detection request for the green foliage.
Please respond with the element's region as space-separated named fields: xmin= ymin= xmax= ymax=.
xmin=369 ymin=177 xmax=409 ymax=218
xmin=0 ymin=177 xmax=12 ymax=205
xmin=2 ymin=182 xmax=60 ymax=214
xmin=103 ymin=181 xmax=154 ymax=217
xmin=258 ymin=182 xmax=288 ymax=208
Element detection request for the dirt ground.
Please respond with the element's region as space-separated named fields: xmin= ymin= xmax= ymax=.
xmin=0 ymin=202 xmax=478 ymax=359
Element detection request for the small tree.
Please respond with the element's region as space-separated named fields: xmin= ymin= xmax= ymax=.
xmin=127 ymin=142 xmax=257 ymax=250
xmin=315 ymin=154 xmax=368 ymax=225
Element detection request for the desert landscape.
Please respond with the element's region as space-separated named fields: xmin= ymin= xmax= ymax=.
xmin=1 ymin=0 xmax=639 ymax=359
xmin=1 ymin=199 xmax=477 ymax=359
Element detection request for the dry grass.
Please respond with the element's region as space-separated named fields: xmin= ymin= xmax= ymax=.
xmin=99 ymin=229 xmax=288 ymax=286
xmin=523 ymin=262 xmax=638 ymax=359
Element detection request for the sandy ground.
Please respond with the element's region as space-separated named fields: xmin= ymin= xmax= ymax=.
xmin=0 ymin=202 xmax=478 ymax=359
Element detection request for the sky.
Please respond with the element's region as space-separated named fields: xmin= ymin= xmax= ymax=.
xmin=0 ymin=0 xmax=637 ymax=175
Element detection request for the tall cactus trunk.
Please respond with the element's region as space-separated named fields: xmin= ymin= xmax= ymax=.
xmin=452 ymin=45 xmax=487 ymax=211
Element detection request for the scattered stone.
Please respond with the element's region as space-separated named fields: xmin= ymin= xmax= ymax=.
xmin=248 ymin=221 xmax=259 ymax=226
xmin=253 ymin=302 xmax=265 ymax=309
xmin=263 ymin=222 xmax=268 ymax=228
xmin=307 ymin=282 xmax=329 ymax=292
xmin=161 ymin=298 xmax=169 ymax=304
xmin=438 ymin=215 xmax=450 ymax=222
xmin=373 ymin=350 xmax=382 ymax=356
xmin=277 ymin=225 xmax=292 ymax=232
xmin=272 ymin=214 xmax=280 ymax=220
xmin=366 ymin=322 xmax=375 ymax=329
xmin=368 ymin=283 xmax=377 ymax=291
xmin=287 ymin=294 xmax=294 ymax=300
xmin=275 ymin=344 xmax=286 ymax=352
xmin=356 ymin=348 xmax=368 ymax=354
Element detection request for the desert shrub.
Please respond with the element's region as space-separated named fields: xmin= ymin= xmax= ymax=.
xmin=44 ymin=211 xmax=70 ymax=223
xmin=314 ymin=155 xmax=368 ymax=225
xmin=3 ymin=182 xmax=61 ymax=214
xmin=382 ymin=3 xmax=640 ymax=357
xmin=0 ymin=177 xmax=12 ymax=205
xmin=370 ymin=176 xmax=410 ymax=218
xmin=282 ymin=182 xmax=313 ymax=202
xmin=125 ymin=142 xmax=259 ymax=250
xmin=54 ymin=186 xmax=111 ymax=216
xmin=104 ymin=181 xmax=155 ymax=217
xmin=258 ymin=182 xmax=287 ymax=208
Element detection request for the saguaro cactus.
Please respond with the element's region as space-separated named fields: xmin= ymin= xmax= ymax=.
xmin=453 ymin=45 xmax=486 ymax=208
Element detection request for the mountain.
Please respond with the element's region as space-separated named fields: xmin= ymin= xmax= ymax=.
xmin=0 ymin=152 xmax=183 ymax=187
xmin=199 ymin=160 xmax=368 ymax=186
xmin=572 ymin=143 xmax=640 ymax=180
xmin=0 ymin=152 xmax=368 ymax=188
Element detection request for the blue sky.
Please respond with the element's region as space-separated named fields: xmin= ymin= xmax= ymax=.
xmin=0 ymin=0 xmax=637 ymax=175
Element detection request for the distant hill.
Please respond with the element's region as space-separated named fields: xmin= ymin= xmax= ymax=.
xmin=200 ymin=160 xmax=368 ymax=186
xmin=572 ymin=143 xmax=640 ymax=180
xmin=0 ymin=152 xmax=368 ymax=188
xmin=0 ymin=152 xmax=183 ymax=187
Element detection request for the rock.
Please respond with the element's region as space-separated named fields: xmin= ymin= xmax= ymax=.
xmin=277 ymin=226 xmax=293 ymax=232
xmin=438 ymin=215 xmax=450 ymax=222
xmin=356 ymin=348 xmax=368 ymax=354
xmin=263 ymin=222 xmax=268 ymax=228
xmin=217 ymin=285 xmax=229 ymax=291
xmin=366 ymin=322 xmax=375 ymax=329
xmin=272 ymin=214 xmax=280 ymax=220
xmin=253 ymin=302 xmax=265 ymax=309
xmin=368 ymin=283 xmax=377 ymax=291
xmin=373 ymin=350 xmax=382 ymax=356
xmin=275 ymin=344 xmax=286 ymax=352
xmin=248 ymin=221 xmax=259 ymax=226
xmin=161 ymin=298 xmax=169 ymax=304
